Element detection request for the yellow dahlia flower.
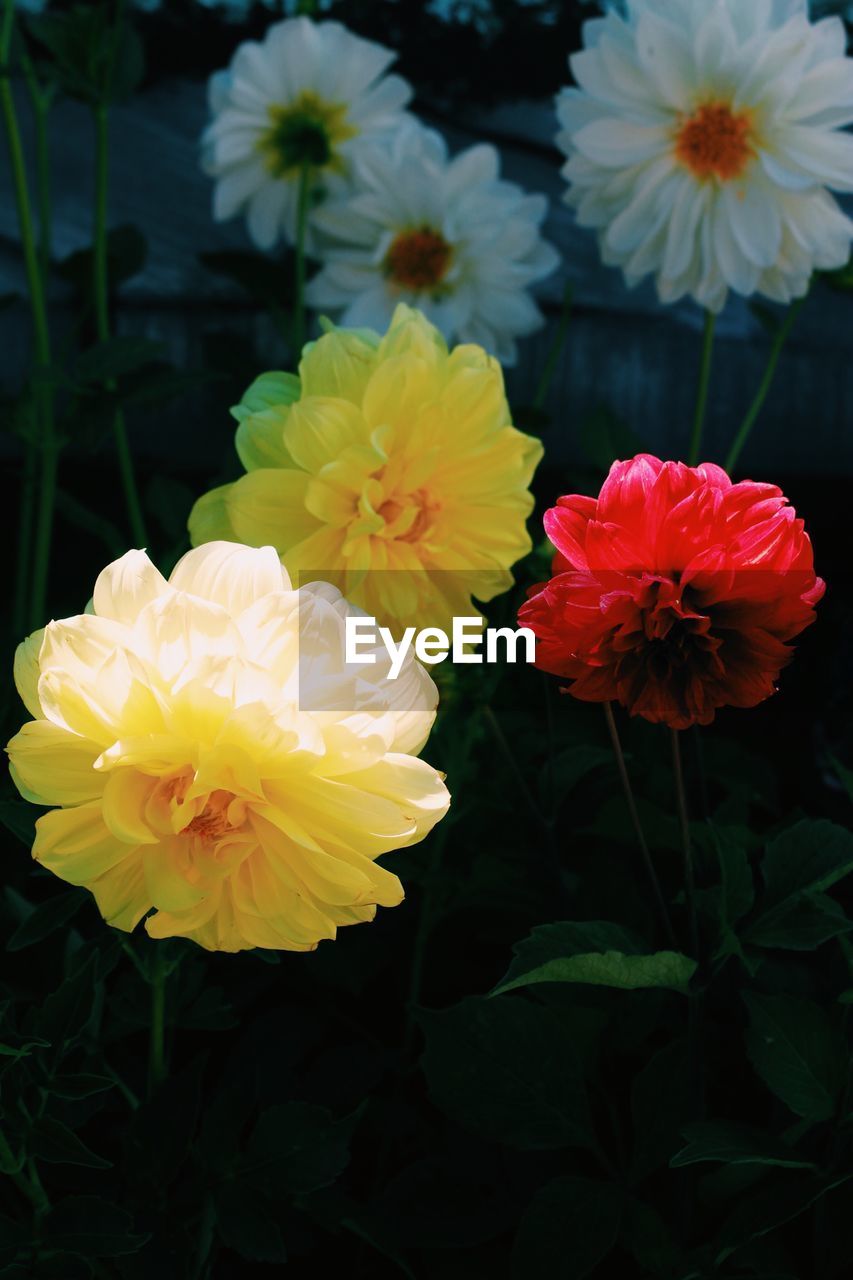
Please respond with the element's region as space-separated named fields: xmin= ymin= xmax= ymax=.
xmin=6 ymin=543 xmax=449 ymax=953
xmin=188 ymin=305 xmax=543 ymax=633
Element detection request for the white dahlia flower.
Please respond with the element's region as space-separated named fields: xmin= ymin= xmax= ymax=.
xmin=557 ymin=0 xmax=853 ymax=312
xmin=305 ymin=120 xmax=560 ymax=365
xmin=202 ymin=17 xmax=412 ymax=250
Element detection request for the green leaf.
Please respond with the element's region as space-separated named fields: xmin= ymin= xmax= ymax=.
xmin=0 ymin=800 xmax=40 ymax=848
xmin=621 ymin=1200 xmax=680 ymax=1277
xmin=511 ymin=1177 xmax=622 ymax=1280
xmin=241 ymin=1102 xmax=357 ymax=1196
xmin=715 ymin=1174 xmax=850 ymax=1265
xmin=7 ymin=889 xmax=87 ymax=951
xmin=580 ymin=407 xmax=648 ymax=473
xmin=493 ymin=922 xmax=695 ymax=996
xmin=671 ymin=1121 xmax=816 ymax=1170
xmin=30 ymin=1117 xmax=112 ymax=1169
xmin=200 ymin=250 xmax=295 ymax=310
xmin=44 ymin=1196 xmax=148 ymax=1258
xmin=50 ymin=1073 xmax=116 ymax=1101
xmin=36 ymin=952 xmax=100 ymax=1065
xmin=215 ymin=1183 xmax=286 ymax=1264
xmin=745 ymin=892 xmax=851 ymax=951
xmin=630 ymin=1038 xmax=691 ymax=1181
xmin=56 ymin=225 xmax=148 ymax=293
xmin=125 ymin=1055 xmax=205 ymax=1188
xmin=744 ymin=993 xmax=846 ymax=1122
xmin=760 ymin=819 xmax=853 ymax=904
xmin=75 ymin=337 xmax=164 ymax=385
xmin=418 ymin=995 xmax=592 ymax=1151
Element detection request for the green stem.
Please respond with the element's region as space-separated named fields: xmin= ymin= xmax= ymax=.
xmin=483 ymin=703 xmax=551 ymax=838
xmin=670 ymin=728 xmax=698 ymax=959
xmin=147 ymin=945 xmax=167 ymax=1097
xmin=1 ymin=0 xmax=57 ymax=633
xmin=93 ymin=99 xmax=148 ymax=547
xmin=533 ymin=283 xmax=573 ymax=412
xmin=292 ymin=163 xmax=311 ymax=359
xmin=687 ymin=310 xmax=716 ymax=466
xmin=604 ymin=703 xmax=676 ymax=949
xmin=724 ymin=297 xmax=805 ymax=474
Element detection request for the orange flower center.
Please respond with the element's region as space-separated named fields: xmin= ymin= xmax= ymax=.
xmin=184 ymin=790 xmax=238 ymax=843
xmin=675 ymin=102 xmax=753 ymax=182
xmin=385 ymin=227 xmax=453 ymax=291
xmin=379 ymin=489 xmax=441 ymax=543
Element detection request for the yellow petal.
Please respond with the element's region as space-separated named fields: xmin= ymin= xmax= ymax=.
xmin=7 ymin=720 xmax=103 ymax=805
xmin=235 ymin=405 xmax=296 ymax=472
xmin=14 ymin=629 xmax=45 ymax=718
xmin=88 ymin=849 xmax=150 ymax=931
xmin=282 ymin=397 xmax=369 ymax=474
xmin=231 ymin=371 xmax=301 ymax=423
xmin=143 ymin=841 xmax=209 ymax=912
xmin=298 ymin=326 xmax=379 ymax=406
xmin=188 ymin=484 xmax=238 ymax=547
xmin=224 ymin=469 xmax=321 ymax=552
xmin=101 ymin=769 xmax=160 ymax=844
xmin=34 ymin=801 xmax=138 ymax=884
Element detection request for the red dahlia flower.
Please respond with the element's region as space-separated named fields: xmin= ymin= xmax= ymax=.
xmin=520 ymin=455 xmax=824 ymax=729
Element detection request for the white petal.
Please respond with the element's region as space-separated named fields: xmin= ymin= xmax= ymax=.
xmin=169 ymin=543 xmax=289 ymax=611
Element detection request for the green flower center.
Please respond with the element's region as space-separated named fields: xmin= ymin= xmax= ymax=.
xmin=260 ymin=91 xmax=358 ymax=177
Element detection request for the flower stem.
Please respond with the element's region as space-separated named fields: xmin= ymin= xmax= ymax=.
xmin=93 ymin=99 xmax=148 ymax=548
xmin=724 ymin=297 xmax=805 ymax=474
xmin=533 ymin=282 xmax=573 ymax=412
xmin=147 ymin=945 xmax=167 ymax=1097
xmin=603 ymin=702 xmax=676 ymax=948
xmin=670 ymin=727 xmax=698 ymax=961
xmin=292 ymin=163 xmax=311 ymax=359
xmin=687 ymin=310 xmax=716 ymax=466
xmin=1 ymin=0 xmax=58 ymax=632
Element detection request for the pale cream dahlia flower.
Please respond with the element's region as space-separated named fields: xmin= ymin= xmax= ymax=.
xmin=6 ymin=544 xmax=449 ymax=953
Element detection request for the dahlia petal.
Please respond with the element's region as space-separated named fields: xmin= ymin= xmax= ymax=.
xmin=169 ymin=542 xmax=288 ymax=613
xmin=34 ymin=802 xmax=138 ymax=884
xmin=93 ymin=550 xmax=171 ymax=625
xmin=7 ymin=720 xmax=102 ymax=806
xmin=223 ymin=470 xmax=320 ymax=553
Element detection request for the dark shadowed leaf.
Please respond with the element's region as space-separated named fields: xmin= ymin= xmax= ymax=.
xmin=621 ymin=1199 xmax=681 ymax=1277
xmin=44 ymin=1196 xmax=148 ymax=1258
xmin=241 ymin=1102 xmax=358 ymax=1196
xmin=50 ymin=1073 xmax=115 ymax=1101
xmin=511 ymin=1176 xmax=623 ymax=1279
xmin=36 ymin=952 xmax=100 ymax=1065
xmin=745 ymin=892 xmax=851 ymax=951
xmin=715 ymin=1174 xmax=850 ymax=1264
xmin=744 ymin=993 xmax=846 ymax=1121
xmin=760 ymin=819 xmax=853 ymax=906
xmin=631 ymin=1037 xmax=692 ymax=1181
xmin=0 ymin=800 xmax=40 ymax=848
xmin=671 ymin=1121 xmax=816 ymax=1170
xmin=125 ymin=1055 xmax=206 ymax=1187
xmin=75 ymin=337 xmax=165 ymax=385
xmin=30 ymin=1117 xmax=112 ymax=1169
xmin=216 ymin=1183 xmax=286 ymax=1264
xmin=7 ymin=889 xmax=87 ymax=951
xmin=418 ymin=996 xmax=592 ymax=1150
